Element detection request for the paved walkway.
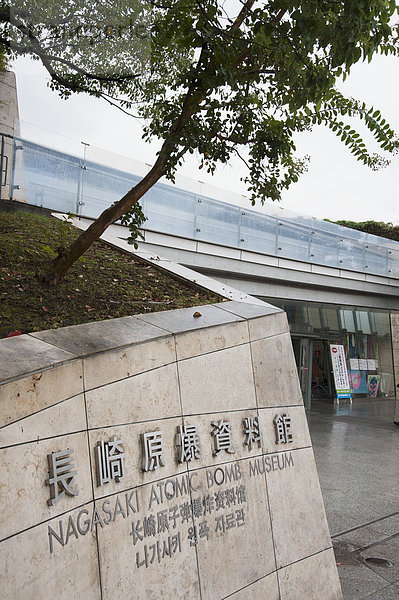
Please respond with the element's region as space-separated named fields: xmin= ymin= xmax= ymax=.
xmin=308 ymin=399 xmax=399 ymax=599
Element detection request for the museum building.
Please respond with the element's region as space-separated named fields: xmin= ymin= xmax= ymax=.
xmin=4 ymin=122 xmax=399 ymax=409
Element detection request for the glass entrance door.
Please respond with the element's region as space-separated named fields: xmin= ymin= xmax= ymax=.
xmin=292 ymin=338 xmax=312 ymax=409
xmin=311 ymin=340 xmax=334 ymax=401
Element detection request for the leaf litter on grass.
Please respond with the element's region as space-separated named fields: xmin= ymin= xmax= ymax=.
xmin=0 ymin=211 xmax=222 ymax=338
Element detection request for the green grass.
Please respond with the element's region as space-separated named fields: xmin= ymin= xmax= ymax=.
xmin=0 ymin=211 xmax=221 ymax=338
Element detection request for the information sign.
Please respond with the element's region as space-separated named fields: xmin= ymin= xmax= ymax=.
xmin=330 ymin=344 xmax=351 ymax=401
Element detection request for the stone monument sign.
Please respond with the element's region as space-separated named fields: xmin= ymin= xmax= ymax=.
xmin=0 ymin=301 xmax=342 ymax=599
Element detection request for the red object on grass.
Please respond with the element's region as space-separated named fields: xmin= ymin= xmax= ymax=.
xmin=6 ymin=330 xmax=22 ymax=338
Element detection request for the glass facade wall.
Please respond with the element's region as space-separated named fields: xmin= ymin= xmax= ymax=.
xmin=269 ymin=299 xmax=394 ymax=402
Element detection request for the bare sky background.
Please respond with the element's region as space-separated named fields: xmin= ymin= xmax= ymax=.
xmin=11 ymin=50 xmax=399 ymax=224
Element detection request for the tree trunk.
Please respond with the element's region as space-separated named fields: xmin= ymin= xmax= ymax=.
xmin=43 ymin=60 xmax=209 ymax=284
xmin=43 ymin=160 xmax=167 ymax=284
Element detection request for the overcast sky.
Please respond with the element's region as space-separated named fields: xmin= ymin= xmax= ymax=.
xmin=11 ymin=50 xmax=399 ymax=224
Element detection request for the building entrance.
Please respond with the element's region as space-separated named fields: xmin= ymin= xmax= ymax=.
xmin=293 ymin=337 xmax=335 ymax=409
xmin=292 ymin=338 xmax=312 ymax=410
xmin=311 ymin=340 xmax=334 ymax=402
xmin=279 ymin=300 xmax=395 ymax=409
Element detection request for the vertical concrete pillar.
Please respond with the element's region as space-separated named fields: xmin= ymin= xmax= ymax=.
xmin=0 ymin=70 xmax=19 ymax=200
xmin=390 ymin=312 xmax=399 ymax=422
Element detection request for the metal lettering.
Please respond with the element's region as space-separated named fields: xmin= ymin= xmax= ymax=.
xmin=202 ymin=494 xmax=215 ymax=515
xmin=249 ymin=459 xmax=259 ymax=477
xmin=155 ymin=482 xmax=165 ymax=503
xmin=225 ymin=513 xmax=236 ymax=530
xmin=188 ymin=472 xmax=200 ymax=491
xmin=215 ymin=515 xmax=225 ymax=533
xmin=274 ymin=414 xmax=294 ymax=444
xmin=243 ymin=416 xmax=262 ymax=450
xmin=76 ymin=509 xmax=90 ymax=536
xmin=225 ymin=488 xmax=236 ymax=507
xmin=285 ymin=452 xmax=294 ymax=467
xmin=48 ymin=521 xmax=64 ymax=553
xmin=188 ymin=526 xmax=198 ymax=546
xmin=236 ymin=508 xmax=245 ymax=527
xmin=164 ymin=479 xmax=176 ymax=500
xmin=135 ymin=533 xmax=181 ymax=570
xmin=214 ymin=490 xmax=225 ymax=511
xmin=95 ymin=437 xmax=125 ymax=486
xmin=199 ymin=520 xmax=210 ymax=540
xmin=148 ymin=485 xmax=161 ymax=509
xmin=143 ymin=514 xmax=156 ymax=537
xmin=91 ymin=506 xmax=104 ymax=531
xmin=102 ymin=499 xmax=112 ymax=524
xmin=65 ymin=515 xmax=79 ymax=545
xmin=175 ymin=476 xmax=188 ymax=496
xmin=211 ymin=420 xmax=235 ymax=456
xmin=157 ymin=509 xmax=169 ymax=533
xmin=142 ymin=431 xmax=165 ymax=472
xmin=236 ymin=484 xmax=246 ymax=504
xmin=180 ymin=501 xmax=192 ymax=523
xmin=168 ymin=506 xmax=179 ymax=529
xmin=130 ymin=520 xmax=144 ymax=545
xmin=192 ymin=497 xmax=203 ymax=518
xmin=176 ymin=424 xmax=200 ymax=463
xmin=224 ymin=464 xmax=236 ymax=483
xmin=113 ymin=496 xmax=127 ymax=521
xmin=46 ymin=448 xmax=78 ymax=506
xmin=125 ymin=491 xmax=138 ymax=515
xmin=214 ymin=468 xmax=225 ymax=486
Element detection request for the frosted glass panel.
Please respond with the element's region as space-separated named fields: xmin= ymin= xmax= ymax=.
xmin=388 ymin=249 xmax=399 ymax=278
xmin=196 ymin=199 xmax=241 ymax=246
xmin=240 ymin=211 xmax=277 ymax=254
xmin=10 ymin=136 xmax=399 ymax=280
xmin=277 ymin=222 xmax=310 ymax=261
xmin=365 ymin=245 xmax=388 ymax=276
xmin=81 ymin=163 xmax=140 ymax=218
xmin=145 ymin=185 xmax=196 ymax=238
xmin=311 ymin=230 xmax=339 ymax=267
xmin=340 ymin=238 xmax=365 ymax=271
xmin=16 ymin=141 xmax=81 ymax=213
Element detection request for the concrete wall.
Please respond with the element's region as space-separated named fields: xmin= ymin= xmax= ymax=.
xmin=0 ymin=70 xmax=19 ymax=200
xmin=137 ymin=228 xmax=399 ymax=311
xmin=391 ymin=313 xmax=399 ymax=420
xmin=0 ymin=302 xmax=342 ymax=599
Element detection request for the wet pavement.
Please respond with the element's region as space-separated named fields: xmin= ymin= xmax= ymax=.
xmin=308 ymin=398 xmax=399 ymax=599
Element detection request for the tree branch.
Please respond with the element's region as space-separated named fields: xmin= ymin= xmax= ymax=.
xmin=230 ymin=0 xmax=256 ymax=32
xmin=1 ymin=12 xmax=141 ymax=89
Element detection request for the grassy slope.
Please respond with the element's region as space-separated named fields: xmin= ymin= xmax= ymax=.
xmin=0 ymin=211 xmax=221 ymax=338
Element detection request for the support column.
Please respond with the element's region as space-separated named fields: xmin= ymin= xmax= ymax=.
xmin=390 ymin=313 xmax=399 ymax=423
xmin=0 ymin=70 xmax=19 ymax=201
